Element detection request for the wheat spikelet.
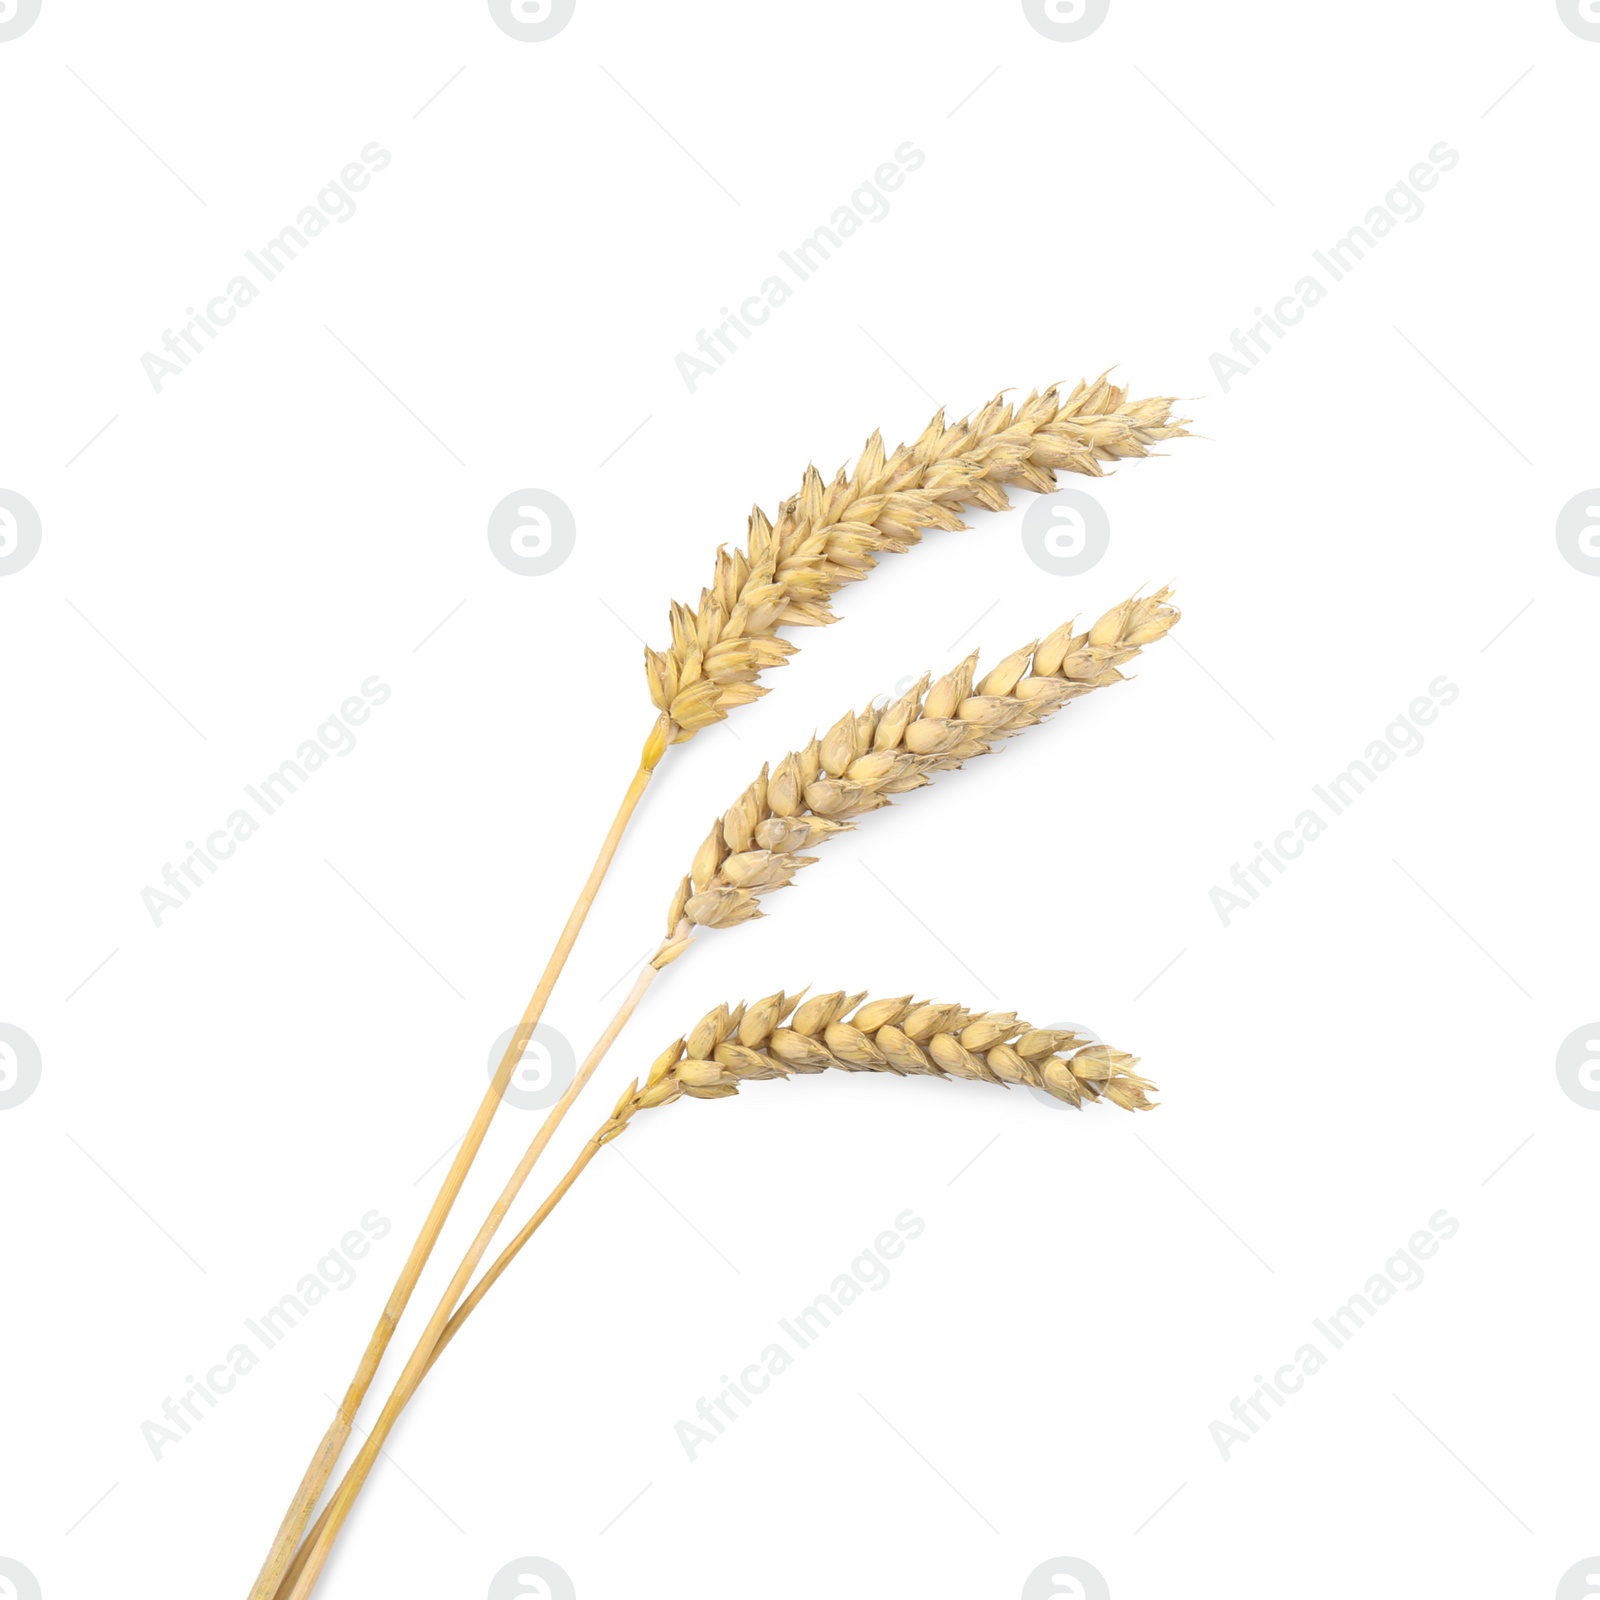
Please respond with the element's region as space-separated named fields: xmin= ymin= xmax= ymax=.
xmin=645 ymin=376 xmax=1189 ymax=742
xmin=613 ymin=988 xmax=1156 ymax=1119
xmin=662 ymin=586 xmax=1179 ymax=939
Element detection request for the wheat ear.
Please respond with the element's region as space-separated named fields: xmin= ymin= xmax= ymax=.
xmin=670 ymin=586 xmax=1180 ymax=933
xmin=647 ymin=375 xmax=1188 ymax=742
xmin=279 ymin=991 xmax=1151 ymax=1583
xmin=279 ymin=589 xmax=1177 ymax=1595
xmin=260 ymin=381 xmax=1184 ymax=1598
xmin=624 ymin=989 xmax=1155 ymax=1107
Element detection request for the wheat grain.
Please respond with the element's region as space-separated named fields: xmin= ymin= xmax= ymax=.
xmin=666 ymin=586 xmax=1179 ymax=937
xmin=645 ymin=377 xmax=1188 ymax=741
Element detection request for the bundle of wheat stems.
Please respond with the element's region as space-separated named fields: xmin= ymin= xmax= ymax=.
xmin=248 ymin=376 xmax=1188 ymax=1599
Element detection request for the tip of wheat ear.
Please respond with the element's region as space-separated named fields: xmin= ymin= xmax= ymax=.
xmin=670 ymin=585 xmax=1178 ymax=933
xmin=645 ymin=378 xmax=1190 ymax=744
xmin=613 ymin=990 xmax=1155 ymax=1120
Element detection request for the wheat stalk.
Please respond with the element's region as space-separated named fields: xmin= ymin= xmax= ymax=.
xmin=277 ymin=589 xmax=1177 ymax=1597
xmin=247 ymin=764 xmax=659 ymax=1600
xmin=276 ymin=990 xmax=1151 ymax=1589
xmin=257 ymin=382 xmax=1185 ymax=1599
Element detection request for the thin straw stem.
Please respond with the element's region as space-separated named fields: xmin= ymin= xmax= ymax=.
xmin=279 ymin=955 xmax=668 ymax=1600
xmin=427 ymin=1124 xmax=610 ymax=1373
xmin=278 ymin=1129 xmax=613 ymax=1589
xmin=246 ymin=724 xmax=665 ymax=1600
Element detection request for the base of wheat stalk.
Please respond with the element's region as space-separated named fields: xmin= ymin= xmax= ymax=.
xmin=245 ymin=725 xmax=665 ymax=1600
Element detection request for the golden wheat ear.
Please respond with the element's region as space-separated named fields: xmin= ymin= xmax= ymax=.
xmin=626 ymin=989 xmax=1155 ymax=1114
xmin=646 ymin=379 xmax=1189 ymax=742
xmin=667 ymin=586 xmax=1179 ymax=937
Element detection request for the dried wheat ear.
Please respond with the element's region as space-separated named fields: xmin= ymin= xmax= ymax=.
xmin=658 ymin=586 xmax=1178 ymax=944
xmin=604 ymin=990 xmax=1155 ymax=1126
xmin=647 ymin=377 xmax=1188 ymax=742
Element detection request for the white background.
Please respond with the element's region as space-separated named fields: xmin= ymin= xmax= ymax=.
xmin=2 ymin=3 xmax=1597 ymax=1598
